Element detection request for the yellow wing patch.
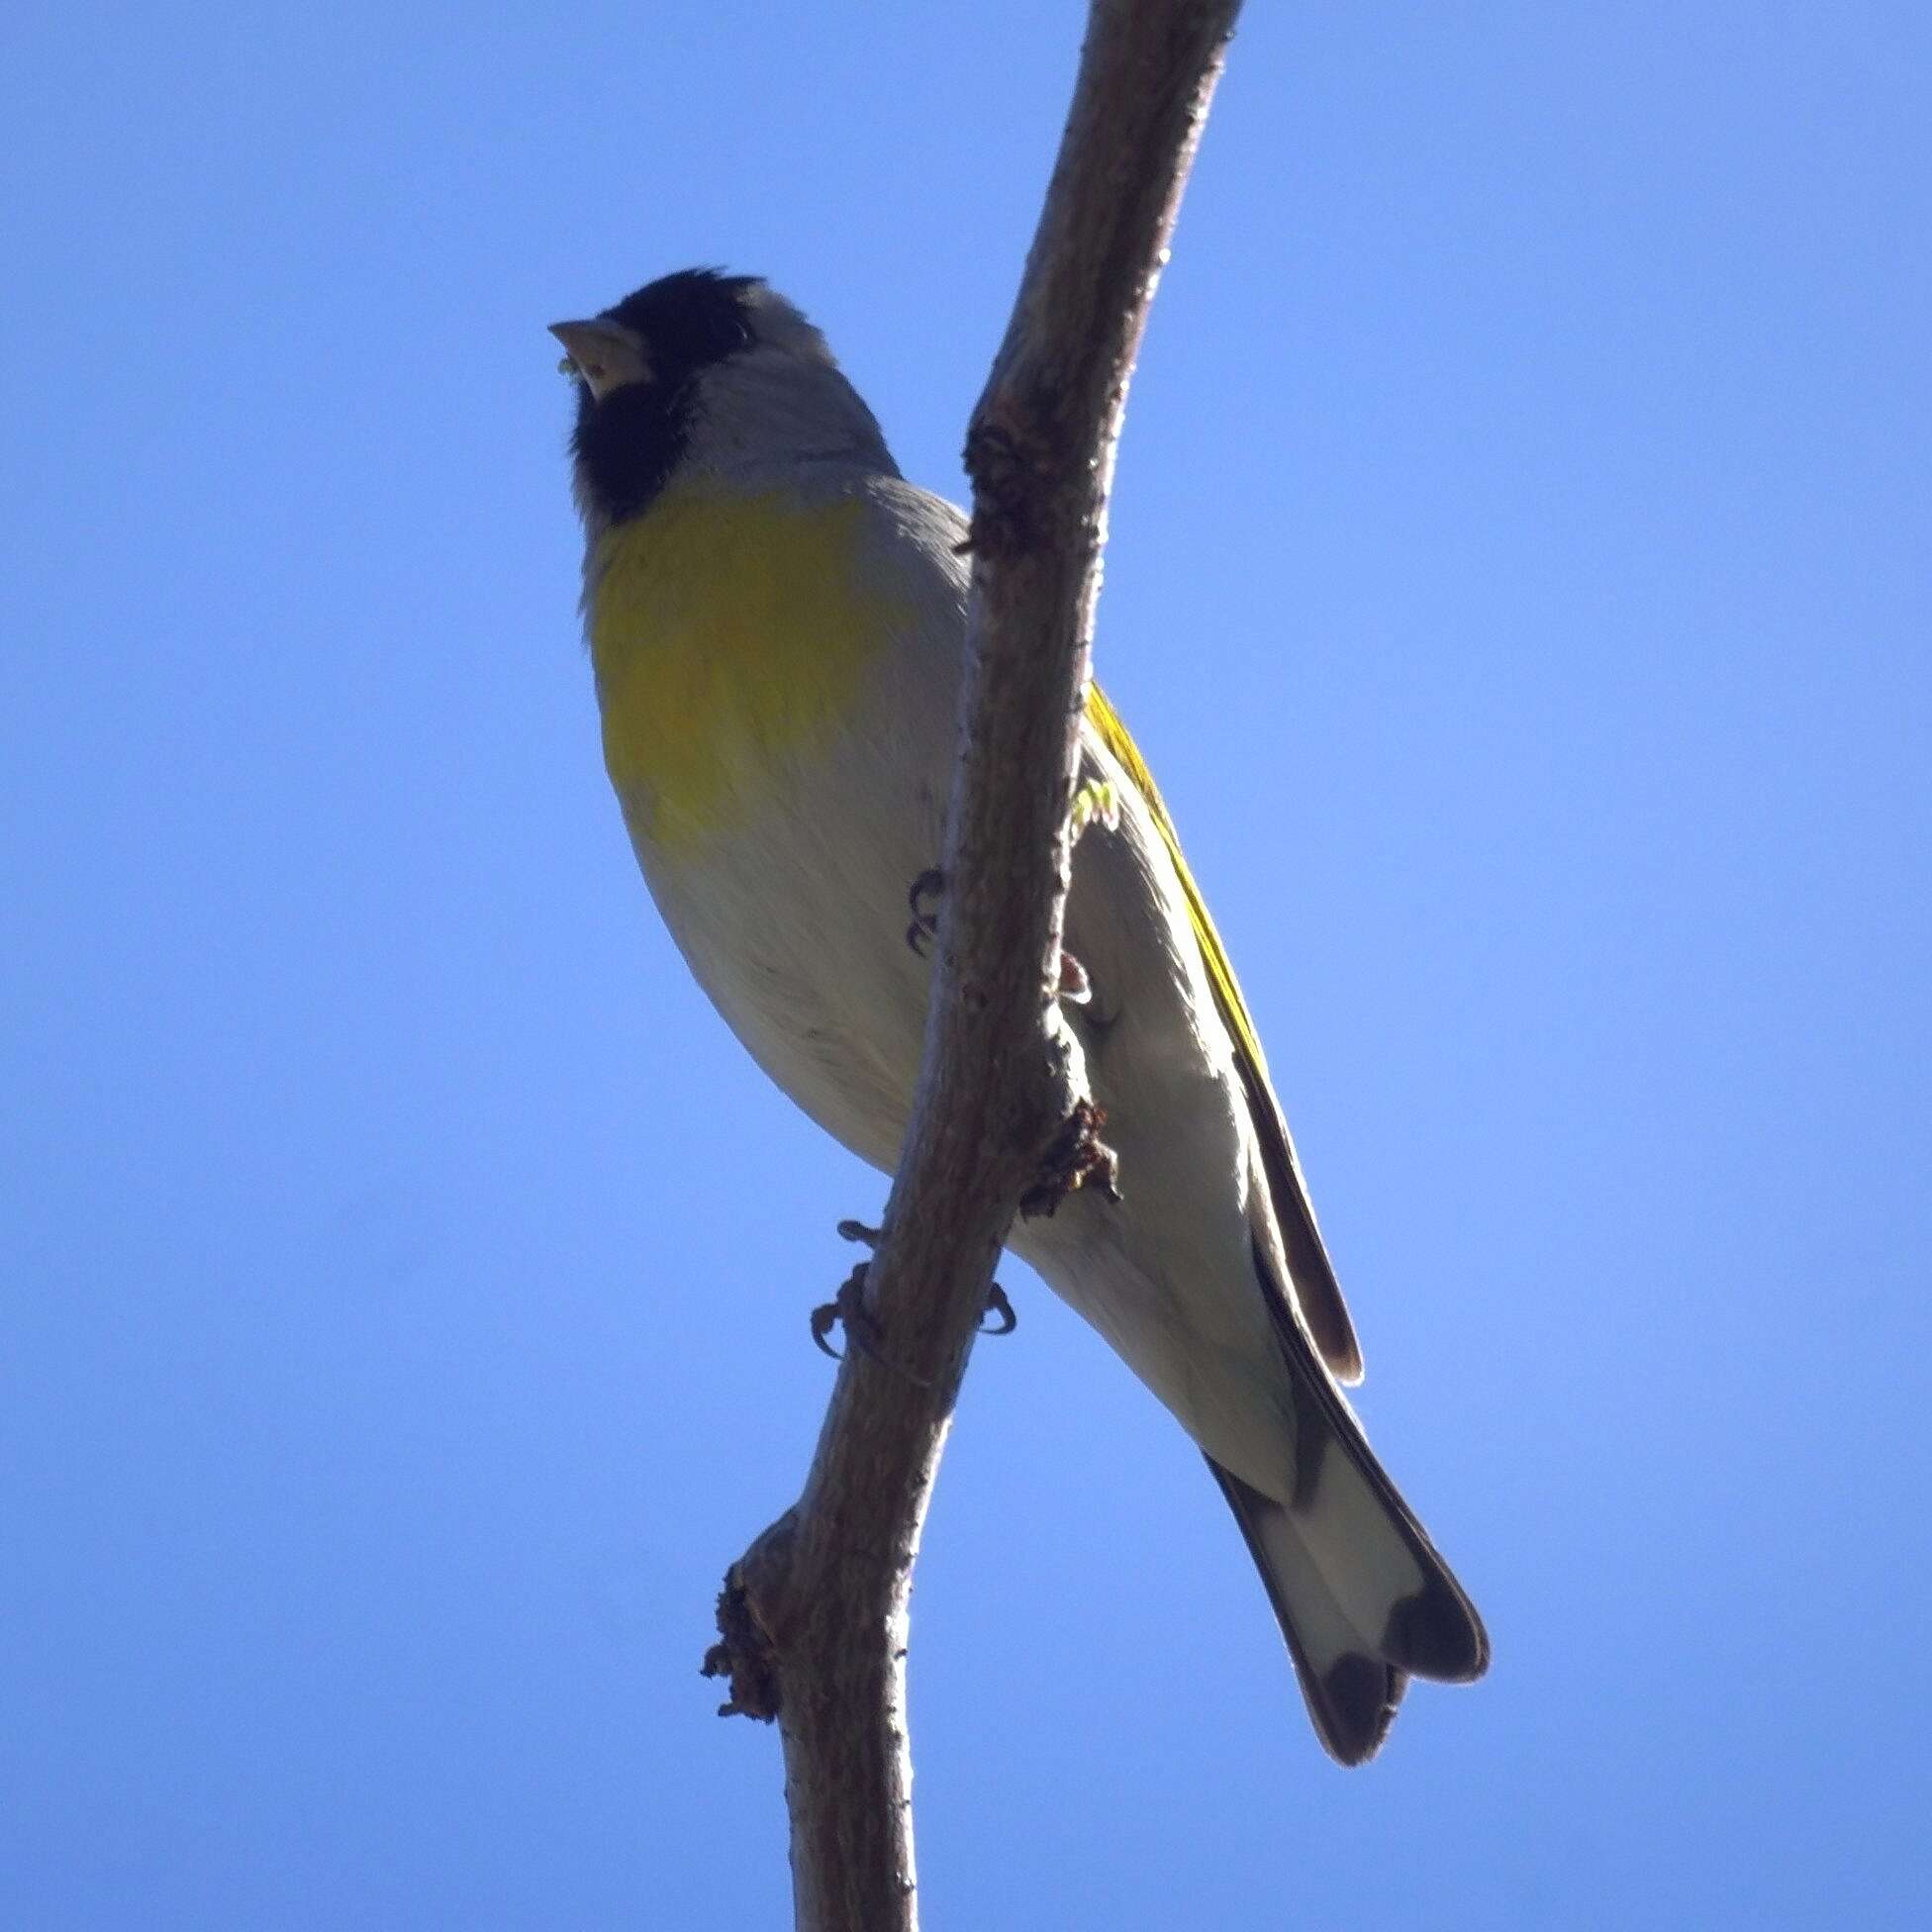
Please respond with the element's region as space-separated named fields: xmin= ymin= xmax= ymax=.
xmin=590 ymin=490 xmax=904 ymax=853
xmin=1085 ymin=684 xmax=1277 ymax=1084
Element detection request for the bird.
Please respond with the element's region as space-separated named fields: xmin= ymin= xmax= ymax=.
xmin=552 ymin=267 xmax=1489 ymax=1764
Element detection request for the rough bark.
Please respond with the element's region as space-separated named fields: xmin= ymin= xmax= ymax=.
xmin=704 ymin=5 xmax=1244 ymax=1926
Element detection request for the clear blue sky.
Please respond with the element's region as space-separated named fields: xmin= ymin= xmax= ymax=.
xmin=4 ymin=3 xmax=1927 ymax=1925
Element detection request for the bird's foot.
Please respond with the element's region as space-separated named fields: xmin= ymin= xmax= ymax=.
xmin=906 ymin=867 xmax=945 ymax=957
xmin=825 ymin=1222 xmax=1014 ymax=1345
xmin=810 ymin=1264 xmax=879 ymax=1360
xmin=809 ymin=1263 xmax=932 ymax=1388
xmin=980 ymin=1282 xmax=1018 ymax=1336
xmin=909 ymin=868 xmax=1092 ymax=1011
xmin=1018 ymin=1097 xmax=1121 ymax=1218
xmin=1058 ymin=780 xmax=1114 ymax=1003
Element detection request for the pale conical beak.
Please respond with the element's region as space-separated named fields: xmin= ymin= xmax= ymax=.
xmin=548 ymin=320 xmax=650 ymax=402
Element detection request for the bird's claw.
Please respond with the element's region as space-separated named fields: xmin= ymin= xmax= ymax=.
xmin=810 ymin=1266 xmax=877 ymax=1361
xmin=980 ymin=1283 xmax=1017 ymax=1336
xmin=809 ymin=1263 xmax=931 ymax=1388
xmin=906 ymin=867 xmax=945 ymax=957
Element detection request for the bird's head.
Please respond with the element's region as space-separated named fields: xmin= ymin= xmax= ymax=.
xmin=552 ymin=268 xmax=893 ymax=532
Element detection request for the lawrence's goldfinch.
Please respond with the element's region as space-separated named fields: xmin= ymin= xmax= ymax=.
xmin=553 ymin=269 xmax=1489 ymax=1764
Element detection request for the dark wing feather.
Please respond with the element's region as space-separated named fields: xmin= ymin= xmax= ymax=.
xmin=1087 ymin=685 xmax=1365 ymax=1382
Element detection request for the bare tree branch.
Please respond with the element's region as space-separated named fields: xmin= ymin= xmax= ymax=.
xmin=705 ymin=4 xmax=1243 ymax=1925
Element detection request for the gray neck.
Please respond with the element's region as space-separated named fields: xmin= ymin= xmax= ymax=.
xmin=680 ymin=346 xmax=900 ymax=490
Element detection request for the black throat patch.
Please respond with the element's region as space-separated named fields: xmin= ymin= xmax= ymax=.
xmin=569 ymin=267 xmax=759 ymax=524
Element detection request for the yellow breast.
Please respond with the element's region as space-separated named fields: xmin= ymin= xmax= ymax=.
xmin=589 ymin=489 xmax=902 ymax=852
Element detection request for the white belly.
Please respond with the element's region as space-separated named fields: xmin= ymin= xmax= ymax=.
xmin=622 ymin=699 xmax=951 ymax=1176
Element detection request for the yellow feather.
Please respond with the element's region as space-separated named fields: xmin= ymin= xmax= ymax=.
xmin=1084 ymin=684 xmax=1275 ymax=1081
xmin=589 ymin=490 xmax=903 ymax=851
xmin=1087 ymin=683 xmax=1359 ymax=1376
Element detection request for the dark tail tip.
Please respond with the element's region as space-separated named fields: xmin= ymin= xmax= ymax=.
xmin=1382 ymin=1574 xmax=1492 ymax=1683
xmin=1316 ymin=1653 xmax=1405 ymax=1766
